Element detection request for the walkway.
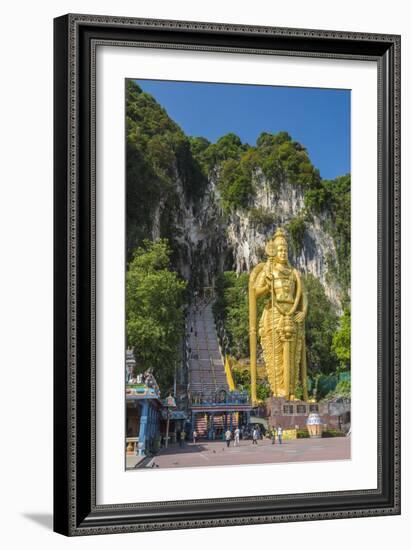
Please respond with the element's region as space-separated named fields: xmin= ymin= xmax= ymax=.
xmin=141 ymin=437 xmax=350 ymax=469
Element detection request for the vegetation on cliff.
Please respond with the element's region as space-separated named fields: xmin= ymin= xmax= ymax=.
xmin=125 ymin=81 xmax=351 ymax=395
xmin=189 ymin=130 xmax=321 ymax=212
xmin=126 ymin=81 xmax=207 ymax=260
xmin=126 ymin=80 xmax=350 ymax=298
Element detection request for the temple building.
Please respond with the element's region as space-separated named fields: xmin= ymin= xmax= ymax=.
xmin=126 ymin=369 xmax=163 ymax=457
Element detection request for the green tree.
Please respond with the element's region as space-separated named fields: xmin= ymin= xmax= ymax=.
xmin=188 ymin=136 xmax=215 ymax=175
xmin=302 ymin=274 xmax=339 ymax=376
xmin=214 ymin=133 xmax=245 ymax=162
xmin=213 ymin=271 xmax=268 ymax=359
xmin=286 ymin=215 xmax=306 ymax=254
xmin=218 ymin=155 xmax=256 ymax=212
xmin=256 ymin=131 xmax=320 ymax=189
xmin=126 ymin=239 xmax=187 ymax=392
xmin=256 ymin=131 xmax=292 ymax=149
xmin=332 ymin=307 xmax=351 ymax=371
xmin=126 ymin=81 xmax=207 ymax=257
xmin=232 ymin=366 xmax=250 ymax=389
xmin=213 ymin=272 xmax=251 ymax=357
xmin=231 ymin=367 xmax=270 ymax=400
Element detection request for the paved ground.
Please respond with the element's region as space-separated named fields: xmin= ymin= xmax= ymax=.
xmin=126 ymin=455 xmax=146 ymax=469
xmin=135 ymin=437 xmax=350 ymax=470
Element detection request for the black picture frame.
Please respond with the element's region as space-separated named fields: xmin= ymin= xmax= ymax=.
xmin=53 ymin=13 xmax=401 ymax=536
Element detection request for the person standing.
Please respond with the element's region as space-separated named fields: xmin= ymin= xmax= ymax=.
xmin=271 ymin=427 xmax=276 ymax=444
xmin=180 ymin=429 xmax=186 ymax=448
xmin=252 ymin=427 xmax=258 ymax=445
xmin=225 ymin=429 xmax=232 ymax=447
xmin=277 ymin=426 xmax=283 ymax=445
xmin=192 ymin=430 xmax=197 ymax=445
xmin=234 ymin=427 xmax=240 ymax=446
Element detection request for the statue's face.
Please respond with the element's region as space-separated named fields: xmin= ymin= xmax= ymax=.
xmin=276 ymin=243 xmax=288 ymax=263
xmin=265 ymin=240 xmax=276 ymax=257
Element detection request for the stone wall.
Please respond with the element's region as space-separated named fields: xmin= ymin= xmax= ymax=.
xmin=266 ymin=396 xmax=349 ymax=432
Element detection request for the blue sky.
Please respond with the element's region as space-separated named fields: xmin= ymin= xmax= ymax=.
xmin=134 ymin=79 xmax=350 ymax=180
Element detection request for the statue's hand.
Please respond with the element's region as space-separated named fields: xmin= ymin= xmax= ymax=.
xmin=294 ymin=311 xmax=306 ymax=323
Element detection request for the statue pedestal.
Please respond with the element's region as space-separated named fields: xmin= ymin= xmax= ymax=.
xmin=266 ymin=396 xmax=350 ymax=433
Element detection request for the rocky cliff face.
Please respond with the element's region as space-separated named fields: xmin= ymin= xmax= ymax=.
xmin=153 ymin=168 xmax=344 ymax=312
xmin=126 ymin=81 xmax=348 ymax=312
xmin=223 ymin=185 xmax=343 ymax=309
xmin=153 ymin=171 xmax=227 ymax=290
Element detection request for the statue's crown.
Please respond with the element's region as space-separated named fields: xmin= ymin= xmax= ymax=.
xmin=272 ymin=227 xmax=287 ymax=244
xmin=265 ymin=227 xmax=287 ymax=257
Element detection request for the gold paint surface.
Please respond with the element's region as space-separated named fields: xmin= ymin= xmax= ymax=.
xmin=249 ymin=228 xmax=308 ymax=403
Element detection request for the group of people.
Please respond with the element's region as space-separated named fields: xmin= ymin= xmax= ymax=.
xmin=268 ymin=426 xmax=283 ymax=445
xmin=177 ymin=425 xmax=284 ymax=449
xmin=223 ymin=425 xmax=283 ymax=447
xmin=223 ymin=427 xmax=242 ymax=447
xmin=240 ymin=424 xmax=262 ymax=441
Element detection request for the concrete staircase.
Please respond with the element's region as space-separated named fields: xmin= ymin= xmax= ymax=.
xmin=194 ymin=412 xmax=239 ymax=437
xmin=186 ymin=298 xmax=240 ymax=438
xmin=186 ymin=301 xmax=229 ymax=398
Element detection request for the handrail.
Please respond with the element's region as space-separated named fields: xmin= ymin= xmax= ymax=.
xmin=224 ymin=356 xmax=236 ymax=391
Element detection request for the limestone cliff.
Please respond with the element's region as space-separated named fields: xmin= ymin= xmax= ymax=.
xmin=126 ymin=81 xmax=349 ymax=312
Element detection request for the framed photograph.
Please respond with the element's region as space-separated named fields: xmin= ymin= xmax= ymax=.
xmin=54 ymin=14 xmax=400 ymax=536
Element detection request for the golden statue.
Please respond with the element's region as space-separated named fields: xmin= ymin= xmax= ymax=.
xmin=249 ymin=228 xmax=308 ymax=404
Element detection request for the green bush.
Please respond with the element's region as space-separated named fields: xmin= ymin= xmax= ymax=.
xmin=218 ymin=159 xmax=255 ymax=212
xmin=322 ymin=429 xmax=345 ymax=438
xmin=302 ymin=275 xmax=339 ymax=380
xmin=248 ymin=207 xmax=276 ymax=227
xmin=297 ymin=429 xmax=310 ymax=438
xmin=332 ymin=309 xmax=351 ymax=372
xmin=323 ymin=379 xmax=351 ymax=401
xmin=213 ymin=271 xmax=269 ymax=359
xmin=286 ymin=216 xmax=306 ymax=254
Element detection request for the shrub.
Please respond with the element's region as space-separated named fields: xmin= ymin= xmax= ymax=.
xmin=286 ymin=216 xmax=306 ymax=254
xmin=322 ymin=429 xmax=345 ymax=438
xmin=248 ymin=207 xmax=276 ymax=227
xmin=218 ymin=159 xmax=255 ymax=212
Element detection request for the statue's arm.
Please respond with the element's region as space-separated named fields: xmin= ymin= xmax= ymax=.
xmin=255 ymin=284 xmax=269 ymax=298
xmin=253 ymin=265 xmax=269 ymax=298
